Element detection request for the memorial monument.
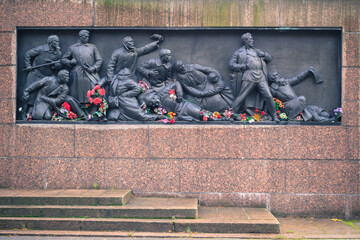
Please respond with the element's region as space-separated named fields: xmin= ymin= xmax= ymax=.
xmin=17 ymin=29 xmax=341 ymax=123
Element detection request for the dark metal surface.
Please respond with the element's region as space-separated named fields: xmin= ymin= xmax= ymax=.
xmin=16 ymin=27 xmax=342 ymax=122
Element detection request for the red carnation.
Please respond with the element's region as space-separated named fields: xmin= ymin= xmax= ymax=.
xmin=94 ymin=85 xmax=101 ymax=90
xmin=203 ymin=116 xmax=208 ymax=121
xmin=89 ymin=97 xmax=93 ymax=104
xmin=87 ymin=90 xmax=91 ymax=98
xmin=261 ymin=111 xmax=265 ymax=116
xmin=169 ymin=89 xmax=175 ymax=95
xmin=255 ymin=108 xmax=258 ymax=113
xmin=98 ymin=88 xmax=105 ymax=96
xmin=63 ymin=102 xmax=71 ymax=111
xmin=93 ymin=97 xmax=102 ymax=105
xmin=217 ymin=114 xmax=221 ymax=119
xmin=90 ymin=89 xmax=95 ymax=95
xmin=170 ymin=119 xmax=175 ymax=124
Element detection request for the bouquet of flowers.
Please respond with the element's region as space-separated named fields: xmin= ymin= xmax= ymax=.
xmin=86 ymin=85 xmax=108 ymax=120
xmin=52 ymin=102 xmax=78 ymax=121
xmin=334 ymin=107 xmax=343 ymax=120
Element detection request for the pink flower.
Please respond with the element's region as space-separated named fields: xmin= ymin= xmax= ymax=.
xmin=93 ymin=97 xmax=102 ymax=105
xmin=63 ymin=102 xmax=71 ymax=111
xmin=98 ymin=88 xmax=105 ymax=96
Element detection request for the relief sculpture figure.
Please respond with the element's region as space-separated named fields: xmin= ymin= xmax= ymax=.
xmin=106 ymin=34 xmax=163 ymax=84
xmin=174 ymin=60 xmax=234 ymax=112
xmin=107 ymin=68 xmax=166 ymax=121
xmin=268 ymin=68 xmax=334 ymax=121
xmin=22 ymin=70 xmax=85 ymax=120
xmin=138 ymin=49 xmax=173 ymax=92
xmin=22 ymin=35 xmax=63 ymax=119
xmin=61 ymin=30 xmax=103 ymax=104
xmin=138 ymin=81 xmax=223 ymax=122
xmin=229 ymin=32 xmax=279 ymax=121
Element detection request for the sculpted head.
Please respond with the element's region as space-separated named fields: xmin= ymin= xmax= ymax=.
xmin=122 ymin=36 xmax=135 ymax=50
xmin=79 ymin=30 xmax=90 ymax=44
xmin=241 ymin=32 xmax=254 ymax=48
xmin=58 ymin=69 xmax=69 ymax=84
xmin=159 ymin=49 xmax=172 ymax=63
xmin=269 ymin=70 xmax=287 ymax=86
xmin=174 ymin=60 xmax=186 ymax=74
xmin=47 ymin=35 xmax=60 ymax=51
xmin=138 ymin=90 xmax=162 ymax=108
xmin=208 ymin=72 xmax=220 ymax=84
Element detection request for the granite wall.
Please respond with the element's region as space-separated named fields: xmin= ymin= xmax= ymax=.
xmin=0 ymin=0 xmax=359 ymax=219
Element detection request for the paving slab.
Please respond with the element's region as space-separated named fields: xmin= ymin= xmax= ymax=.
xmin=0 ymin=217 xmax=359 ymax=238
xmin=0 ymin=189 xmax=132 ymax=206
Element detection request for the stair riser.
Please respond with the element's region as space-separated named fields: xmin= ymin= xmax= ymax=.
xmin=0 ymin=219 xmax=280 ymax=234
xmin=0 ymin=208 xmax=197 ymax=219
xmin=0 ymin=197 xmax=126 ymax=206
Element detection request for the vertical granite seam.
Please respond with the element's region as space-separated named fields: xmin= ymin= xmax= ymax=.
xmin=3 ymin=123 xmax=11 ymax=157
xmin=345 ymin=195 xmax=350 ymax=219
xmin=279 ymin=0 xmax=282 ymax=26
xmin=284 ymin=159 xmax=287 ymax=193
xmin=266 ymin=193 xmax=271 ymax=211
xmin=92 ymin=0 xmax=96 ymax=26
xmin=102 ymin=157 xmax=106 ymax=189
xmin=147 ymin=126 xmax=150 ymax=159
xmin=179 ymin=158 xmax=182 ymax=193
xmin=73 ymin=126 xmax=76 ymax=158
xmin=167 ymin=0 xmax=171 ymax=27
xmin=44 ymin=157 xmax=47 ymax=189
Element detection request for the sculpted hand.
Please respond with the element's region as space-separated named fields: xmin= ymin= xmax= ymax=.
xmin=70 ymin=59 xmax=77 ymax=66
xmin=87 ymin=66 xmax=96 ymax=73
xmin=22 ymin=92 xmax=30 ymax=102
xmin=256 ymin=50 xmax=265 ymax=57
xmin=234 ymin=64 xmax=247 ymax=71
xmin=149 ymin=70 xmax=158 ymax=77
xmin=309 ymin=67 xmax=316 ymax=73
xmin=25 ymin=66 xmax=33 ymax=72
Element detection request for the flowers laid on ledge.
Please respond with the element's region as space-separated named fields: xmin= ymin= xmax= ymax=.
xmin=334 ymin=107 xmax=343 ymax=121
xmin=85 ymin=85 xmax=108 ymax=120
xmin=51 ymin=102 xmax=78 ymax=121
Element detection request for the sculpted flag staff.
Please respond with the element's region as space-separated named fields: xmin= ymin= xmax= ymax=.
xmin=23 ymin=60 xmax=61 ymax=71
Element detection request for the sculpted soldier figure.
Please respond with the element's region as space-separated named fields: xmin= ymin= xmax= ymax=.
xmin=107 ymin=68 xmax=166 ymax=121
xmin=22 ymin=35 xmax=63 ymax=119
xmin=138 ymin=49 xmax=173 ymax=91
xmin=22 ymin=70 xmax=85 ymax=120
xmin=268 ymin=68 xmax=333 ymax=121
xmin=174 ymin=61 xmax=234 ymax=112
xmin=61 ymin=30 xmax=103 ymax=104
xmin=106 ymin=34 xmax=164 ymax=83
xmin=229 ymin=32 xmax=279 ymax=121
xmin=139 ymin=81 xmax=222 ymax=122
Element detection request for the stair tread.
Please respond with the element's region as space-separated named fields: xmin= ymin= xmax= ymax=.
xmin=0 ymin=189 xmax=131 ymax=198
xmin=0 ymin=197 xmax=197 ymax=209
xmin=0 ymin=207 xmax=278 ymax=222
xmin=0 ymin=207 xmax=279 ymax=233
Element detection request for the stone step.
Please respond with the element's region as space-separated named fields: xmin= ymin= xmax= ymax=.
xmin=0 ymin=207 xmax=280 ymax=234
xmin=0 ymin=189 xmax=132 ymax=206
xmin=0 ymin=197 xmax=198 ymax=219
